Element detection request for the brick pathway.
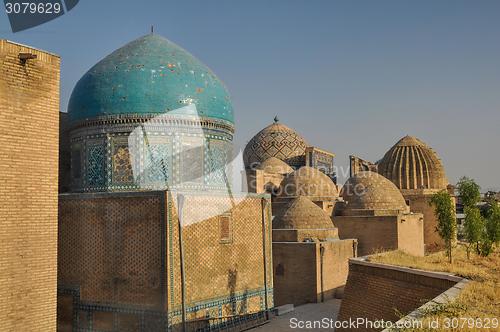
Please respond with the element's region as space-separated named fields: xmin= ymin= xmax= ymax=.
xmin=251 ymin=299 xmax=341 ymax=331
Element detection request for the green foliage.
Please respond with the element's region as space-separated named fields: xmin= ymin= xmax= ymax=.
xmin=463 ymin=206 xmax=485 ymax=256
xmin=429 ymin=190 xmax=456 ymax=263
xmin=456 ymin=176 xmax=500 ymax=257
xmin=456 ymin=176 xmax=481 ymax=209
xmin=485 ymin=201 xmax=500 ymax=245
xmin=480 ymin=201 xmax=500 ymax=256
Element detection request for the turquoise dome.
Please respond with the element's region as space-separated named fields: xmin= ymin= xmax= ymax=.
xmin=67 ymin=33 xmax=234 ymax=125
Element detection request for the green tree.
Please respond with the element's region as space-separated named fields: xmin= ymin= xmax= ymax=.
xmin=456 ymin=176 xmax=500 ymax=257
xmin=429 ymin=189 xmax=456 ymax=263
xmin=482 ymin=200 xmax=500 ymax=256
xmin=463 ymin=205 xmax=484 ymax=258
xmin=456 ymin=176 xmax=481 ymax=209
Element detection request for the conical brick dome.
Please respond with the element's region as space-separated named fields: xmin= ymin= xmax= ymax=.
xmin=378 ymin=136 xmax=448 ymax=190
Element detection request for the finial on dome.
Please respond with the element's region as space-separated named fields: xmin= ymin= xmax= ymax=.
xmin=274 ymin=116 xmax=279 ymax=123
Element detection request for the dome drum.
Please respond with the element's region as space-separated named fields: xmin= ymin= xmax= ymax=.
xmin=69 ymin=115 xmax=233 ymax=192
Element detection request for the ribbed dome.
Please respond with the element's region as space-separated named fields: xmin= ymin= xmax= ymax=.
xmin=277 ymin=166 xmax=338 ymax=200
xmin=378 ymin=136 xmax=448 ymax=190
xmin=341 ymin=171 xmax=406 ymax=207
xmin=243 ymin=121 xmax=308 ymax=168
xmin=257 ymin=157 xmax=294 ymax=174
xmin=346 ymin=183 xmax=408 ymax=211
xmin=67 ymin=33 xmax=234 ymax=126
xmin=273 ymin=196 xmax=334 ymax=229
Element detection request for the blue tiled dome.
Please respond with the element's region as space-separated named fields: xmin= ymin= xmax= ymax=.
xmin=67 ymin=33 xmax=234 ymax=125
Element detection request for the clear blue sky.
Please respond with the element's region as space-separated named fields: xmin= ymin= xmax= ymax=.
xmin=1 ymin=0 xmax=499 ymax=191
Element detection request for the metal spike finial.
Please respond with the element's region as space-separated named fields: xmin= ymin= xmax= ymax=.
xmin=274 ymin=116 xmax=279 ymax=123
xmin=151 ymin=26 xmax=153 ymax=33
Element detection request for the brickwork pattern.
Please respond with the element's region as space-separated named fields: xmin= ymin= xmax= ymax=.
xmin=276 ymin=166 xmax=338 ymax=201
xmin=378 ymin=136 xmax=448 ymax=190
xmin=337 ymin=262 xmax=457 ymax=331
xmin=341 ymin=171 xmax=406 ymax=210
xmin=58 ymin=194 xmax=164 ymax=306
xmin=272 ymin=196 xmax=334 ymax=230
xmin=272 ymin=240 xmax=355 ymax=307
xmin=0 ymin=40 xmax=60 ymax=332
xmin=305 ymin=147 xmax=335 ymax=175
xmin=57 ymin=191 xmax=273 ymax=331
xmin=243 ymin=122 xmax=308 ymax=168
xmin=403 ymin=193 xmax=446 ymax=252
xmin=334 ymin=216 xmax=399 ymax=256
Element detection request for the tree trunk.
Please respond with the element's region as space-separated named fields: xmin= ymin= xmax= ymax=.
xmin=449 ymin=240 xmax=452 ymax=264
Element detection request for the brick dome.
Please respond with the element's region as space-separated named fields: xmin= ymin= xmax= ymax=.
xmin=243 ymin=120 xmax=308 ymax=169
xmin=377 ymin=136 xmax=448 ymax=190
xmin=273 ymin=196 xmax=334 ymax=230
xmin=341 ymin=171 xmax=405 ymax=205
xmin=257 ymin=157 xmax=294 ymax=174
xmin=277 ymin=166 xmax=338 ymax=200
xmin=346 ymin=183 xmax=408 ymax=211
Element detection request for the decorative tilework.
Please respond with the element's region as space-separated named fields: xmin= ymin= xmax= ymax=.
xmin=58 ymin=191 xmax=272 ymax=332
xmin=209 ymin=141 xmax=225 ymax=185
xmin=243 ymin=122 xmax=308 ymax=168
xmin=181 ymin=139 xmax=203 ymax=184
xmin=87 ymin=146 xmax=104 ymax=186
xmin=146 ymin=144 xmax=171 ymax=184
xmin=69 ymin=118 xmax=233 ymax=192
xmin=113 ymin=145 xmax=134 ymax=184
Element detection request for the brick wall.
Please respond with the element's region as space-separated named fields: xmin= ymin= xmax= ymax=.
xmin=336 ymin=259 xmax=460 ymax=331
xmin=272 ymin=239 xmax=355 ymax=307
xmin=0 ymin=40 xmax=60 ymax=331
xmin=333 ymin=216 xmax=398 ymax=256
xmin=403 ymin=193 xmax=444 ymax=252
xmin=333 ymin=214 xmax=424 ymax=257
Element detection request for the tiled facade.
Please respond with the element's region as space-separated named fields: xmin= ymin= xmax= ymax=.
xmin=305 ymin=147 xmax=336 ymax=183
xmin=69 ymin=116 xmax=233 ymax=193
xmin=0 ymin=40 xmax=60 ymax=331
xmin=58 ymin=191 xmax=273 ymax=332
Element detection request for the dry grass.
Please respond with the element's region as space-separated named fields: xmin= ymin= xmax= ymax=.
xmin=368 ymin=246 xmax=500 ymax=331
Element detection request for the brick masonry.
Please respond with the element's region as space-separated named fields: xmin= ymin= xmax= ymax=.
xmin=333 ymin=214 xmax=425 ymax=257
xmin=57 ymin=191 xmax=273 ymax=331
xmin=336 ymin=259 xmax=459 ymax=331
xmin=272 ymin=240 xmax=355 ymax=307
xmin=0 ymin=40 xmax=60 ymax=331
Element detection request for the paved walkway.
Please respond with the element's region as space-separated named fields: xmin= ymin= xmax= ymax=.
xmin=252 ymin=299 xmax=341 ymax=332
